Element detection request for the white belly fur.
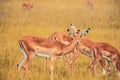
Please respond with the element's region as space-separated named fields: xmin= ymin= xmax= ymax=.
xmin=36 ymin=52 xmax=51 ymax=58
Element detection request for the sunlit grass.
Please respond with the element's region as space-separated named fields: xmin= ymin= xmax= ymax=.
xmin=0 ymin=0 xmax=120 ymax=80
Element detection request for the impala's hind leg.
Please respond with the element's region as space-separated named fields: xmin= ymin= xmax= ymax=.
xmin=118 ymin=72 xmax=120 ymax=78
xmin=17 ymin=53 xmax=27 ymax=70
xmin=116 ymin=58 xmax=120 ymax=78
xmin=99 ymin=59 xmax=110 ymax=75
xmin=18 ymin=41 xmax=27 ymax=70
xmin=18 ymin=42 xmax=28 ymax=79
xmin=23 ymin=52 xmax=35 ymax=80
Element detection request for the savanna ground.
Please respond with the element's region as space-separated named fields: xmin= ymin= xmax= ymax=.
xmin=0 ymin=0 xmax=120 ymax=80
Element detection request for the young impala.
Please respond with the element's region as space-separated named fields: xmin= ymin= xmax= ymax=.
xmin=17 ymin=24 xmax=90 ymax=80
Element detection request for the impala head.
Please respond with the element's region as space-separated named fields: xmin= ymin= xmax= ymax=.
xmin=80 ymin=27 xmax=90 ymax=37
xmin=67 ymin=24 xmax=91 ymax=38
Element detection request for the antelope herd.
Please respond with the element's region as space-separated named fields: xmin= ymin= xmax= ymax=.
xmin=17 ymin=24 xmax=120 ymax=80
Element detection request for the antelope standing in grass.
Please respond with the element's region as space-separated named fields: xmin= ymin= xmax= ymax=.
xmin=90 ymin=42 xmax=120 ymax=77
xmin=22 ymin=2 xmax=33 ymax=10
xmin=48 ymin=24 xmax=93 ymax=72
xmin=17 ymin=24 xmax=90 ymax=80
xmin=49 ymin=24 xmax=120 ymax=77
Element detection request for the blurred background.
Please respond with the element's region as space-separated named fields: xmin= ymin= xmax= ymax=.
xmin=0 ymin=0 xmax=120 ymax=80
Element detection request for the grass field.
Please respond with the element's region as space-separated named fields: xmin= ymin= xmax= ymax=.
xmin=0 ymin=0 xmax=120 ymax=80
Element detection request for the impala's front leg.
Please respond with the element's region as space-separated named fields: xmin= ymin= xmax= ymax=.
xmin=89 ymin=48 xmax=99 ymax=73
xmin=89 ymin=58 xmax=97 ymax=74
xmin=99 ymin=58 xmax=111 ymax=75
xmin=50 ymin=56 xmax=56 ymax=80
xmin=67 ymin=51 xmax=80 ymax=73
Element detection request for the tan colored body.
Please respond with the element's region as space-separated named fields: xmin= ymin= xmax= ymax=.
xmin=49 ymin=31 xmax=120 ymax=76
xmin=22 ymin=2 xmax=33 ymax=10
xmin=18 ymin=34 xmax=79 ymax=80
xmin=90 ymin=42 xmax=120 ymax=75
xmin=17 ymin=24 xmax=90 ymax=80
xmin=48 ymin=32 xmax=73 ymax=45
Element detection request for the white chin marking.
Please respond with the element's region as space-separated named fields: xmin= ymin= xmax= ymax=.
xmin=118 ymin=72 xmax=120 ymax=78
xmin=102 ymin=69 xmax=107 ymax=75
xmin=36 ymin=53 xmax=51 ymax=58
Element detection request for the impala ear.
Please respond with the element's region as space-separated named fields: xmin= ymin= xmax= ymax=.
xmin=67 ymin=29 xmax=72 ymax=35
xmin=80 ymin=27 xmax=90 ymax=37
xmin=67 ymin=29 xmax=76 ymax=38
xmin=70 ymin=24 xmax=76 ymax=31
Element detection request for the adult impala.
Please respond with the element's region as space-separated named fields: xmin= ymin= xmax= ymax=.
xmin=49 ymin=24 xmax=120 ymax=77
xmin=90 ymin=42 xmax=120 ymax=77
xmin=17 ymin=24 xmax=90 ymax=80
xmin=48 ymin=24 xmax=94 ymax=72
xmin=22 ymin=2 xmax=33 ymax=10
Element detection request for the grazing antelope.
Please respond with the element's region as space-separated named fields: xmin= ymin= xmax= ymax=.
xmin=17 ymin=24 xmax=90 ymax=80
xmin=90 ymin=42 xmax=120 ymax=77
xmin=22 ymin=2 xmax=33 ymax=10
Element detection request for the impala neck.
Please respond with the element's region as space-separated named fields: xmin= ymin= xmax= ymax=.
xmin=62 ymin=38 xmax=79 ymax=55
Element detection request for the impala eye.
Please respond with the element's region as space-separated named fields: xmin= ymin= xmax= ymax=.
xmin=67 ymin=29 xmax=70 ymax=32
xmin=77 ymin=29 xmax=80 ymax=32
xmin=88 ymin=28 xmax=90 ymax=30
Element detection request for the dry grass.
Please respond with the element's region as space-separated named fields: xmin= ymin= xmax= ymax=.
xmin=0 ymin=0 xmax=120 ymax=80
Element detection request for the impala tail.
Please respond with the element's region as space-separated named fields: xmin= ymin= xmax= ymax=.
xmin=17 ymin=40 xmax=27 ymax=70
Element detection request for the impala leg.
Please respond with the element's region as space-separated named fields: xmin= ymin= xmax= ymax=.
xmin=113 ymin=61 xmax=120 ymax=78
xmin=118 ymin=71 xmax=120 ymax=78
xmin=89 ymin=59 xmax=97 ymax=73
xmin=22 ymin=57 xmax=32 ymax=80
xmin=50 ymin=56 xmax=56 ymax=80
xmin=18 ymin=42 xmax=27 ymax=70
xmin=89 ymin=48 xmax=97 ymax=73
xmin=99 ymin=59 xmax=111 ymax=75
xmin=23 ymin=52 xmax=35 ymax=80
xmin=67 ymin=52 xmax=80 ymax=73
xmin=17 ymin=55 xmax=27 ymax=80
xmin=17 ymin=54 xmax=27 ymax=70
xmin=113 ymin=61 xmax=117 ymax=72
xmin=116 ymin=59 xmax=120 ymax=78
xmin=18 ymin=46 xmax=27 ymax=79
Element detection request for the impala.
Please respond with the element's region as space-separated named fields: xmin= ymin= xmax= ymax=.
xmin=48 ymin=24 xmax=96 ymax=72
xmin=22 ymin=2 xmax=33 ymax=10
xmin=90 ymin=42 xmax=120 ymax=77
xmin=49 ymin=29 xmax=107 ymax=73
xmin=49 ymin=24 xmax=120 ymax=77
xmin=17 ymin=24 xmax=90 ymax=80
